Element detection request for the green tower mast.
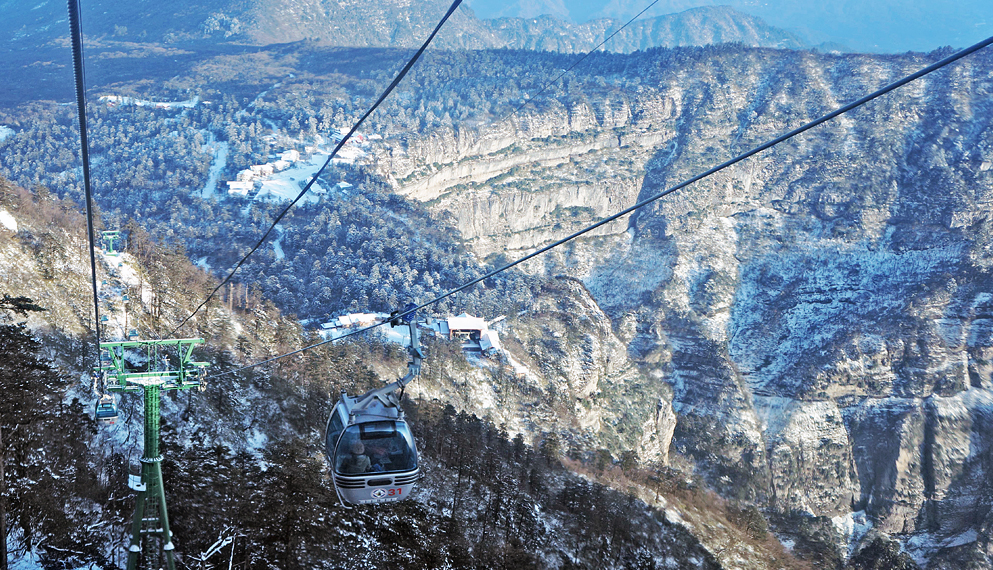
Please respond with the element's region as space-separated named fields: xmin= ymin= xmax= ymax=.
xmin=96 ymin=338 xmax=208 ymax=570
xmin=102 ymin=230 xmax=122 ymax=256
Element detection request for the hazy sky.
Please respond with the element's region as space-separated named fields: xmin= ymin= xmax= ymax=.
xmin=464 ymin=0 xmax=991 ymax=54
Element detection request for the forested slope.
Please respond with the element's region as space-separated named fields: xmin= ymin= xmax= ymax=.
xmin=0 ymin=180 xmax=780 ymax=569
xmin=4 ymin=38 xmax=992 ymax=568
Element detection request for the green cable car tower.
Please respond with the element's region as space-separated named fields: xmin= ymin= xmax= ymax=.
xmin=95 ymin=338 xmax=208 ymax=570
xmin=102 ymin=230 xmax=122 ymax=256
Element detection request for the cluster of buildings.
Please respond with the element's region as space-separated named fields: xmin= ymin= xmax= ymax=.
xmin=98 ymin=95 xmax=201 ymax=110
xmin=432 ymin=313 xmax=503 ymax=354
xmin=224 ymin=130 xmax=373 ymax=202
xmin=225 ymin=149 xmax=302 ymax=197
xmin=320 ymin=312 xmax=387 ymax=331
xmin=319 ymin=312 xmax=504 ymax=356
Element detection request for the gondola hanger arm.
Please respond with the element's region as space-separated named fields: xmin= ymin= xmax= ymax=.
xmin=351 ymin=319 xmax=423 ymax=414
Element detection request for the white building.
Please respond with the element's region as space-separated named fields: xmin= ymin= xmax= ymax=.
xmin=480 ymin=330 xmax=501 ymax=353
xmin=226 ymin=181 xmax=253 ymax=196
xmin=447 ymin=313 xmax=487 ymax=338
xmin=443 ymin=313 xmax=503 ymax=355
xmin=250 ymin=164 xmax=274 ymax=177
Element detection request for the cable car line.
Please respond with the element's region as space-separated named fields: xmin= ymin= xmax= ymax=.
xmin=67 ymin=0 xmax=103 ymax=345
xmin=68 ymin=9 xmax=210 ymax=554
xmin=210 ymin=33 xmax=993 ymax=379
xmin=68 ymin=0 xmax=127 ymax=425
xmin=174 ymin=0 xmax=655 ymax=338
xmin=207 ymin=0 xmax=702 ymax=379
xmin=169 ymin=0 xmax=465 ymax=337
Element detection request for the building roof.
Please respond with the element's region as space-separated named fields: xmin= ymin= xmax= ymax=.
xmin=448 ymin=313 xmax=486 ymax=332
xmin=480 ymin=330 xmax=501 ymax=352
xmin=226 ymin=181 xmax=253 ymax=196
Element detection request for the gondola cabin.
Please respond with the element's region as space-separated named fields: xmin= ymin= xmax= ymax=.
xmin=94 ymin=394 xmax=118 ymax=425
xmin=326 ymin=392 xmax=420 ymax=505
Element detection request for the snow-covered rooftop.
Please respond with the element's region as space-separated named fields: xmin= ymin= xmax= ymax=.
xmin=448 ymin=313 xmax=486 ymax=332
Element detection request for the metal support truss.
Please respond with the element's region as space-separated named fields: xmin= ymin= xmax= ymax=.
xmin=102 ymin=230 xmax=121 ymax=255
xmin=94 ymin=338 xmax=208 ymax=570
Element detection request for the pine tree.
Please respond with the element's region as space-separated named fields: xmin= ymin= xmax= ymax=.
xmin=0 ymin=300 xmax=98 ymax=570
xmin=0 ymin=319 xmax=61 ymax=570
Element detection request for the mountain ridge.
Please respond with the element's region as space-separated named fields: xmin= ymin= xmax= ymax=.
xmin=1 ymin=0 xmax=806 ymax=53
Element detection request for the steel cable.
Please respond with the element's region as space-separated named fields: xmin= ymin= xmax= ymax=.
xmin=170 ymin=0 xmax=465 ymax=335
xmin=214 ymin=34 xmax=993 ymax=378
xmin=67 ymin=0 xmax=103 ymax=346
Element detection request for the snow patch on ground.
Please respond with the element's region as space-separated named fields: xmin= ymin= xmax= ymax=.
xmin=464 ymin=355 xmax=500 ymax=410
xmin=832 ymin=510 xmax=872 ymax=556
xmin=0 ymin=209 xmax=17 ymax=232
xmin=245 ymin=428 xmax=269 ymax=454
xmin=906 ymin=527 xmax=980 ymax=564
xmin=253 ymin=142 xmax=366 ymax=204
xmin=901 ymin=530 xmax=979 ymax=567
xmin=379 ymin=323 xmax=411 ymax=346
xmin=111 ymin=254 xmax=155 ymax=308
xmin=199 ymin=133 xmax=228 ymax=199
xmin=7 ymin=537 xmax=43 ymax=570
xmin=0 ymin=125 xmax=14 ymax=142
xmin=97 ymin=251 xmax=136 ymax=339
xmin=904 ymin=531 xmax=958 ymax=567
xmin=272 ymin=226 xmax=285 ymax=260
xmin=664 ymin=508 xmax=691 ymax=529
xmin=943 ymin=528 xmax=979 ymax=548
xmin=504 ymin=352 xmax=536 ymax=381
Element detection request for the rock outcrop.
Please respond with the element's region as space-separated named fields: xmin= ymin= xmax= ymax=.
xmin=383 ymin=45 xmax=993 ymax=566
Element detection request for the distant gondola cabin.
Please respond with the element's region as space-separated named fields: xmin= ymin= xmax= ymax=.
xmin=94 ymin=394 xmax=118 ymax=424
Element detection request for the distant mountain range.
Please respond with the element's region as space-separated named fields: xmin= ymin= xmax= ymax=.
xmin=1 ymin=0 xmax=807 ymax=53
xmin=467 ymin=0 xmax=991 ymax=54
xmin=468 ymin=5 xmax=807 ymax=53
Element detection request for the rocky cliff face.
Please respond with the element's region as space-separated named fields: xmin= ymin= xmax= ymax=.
xmin=410 ymin=276 xmax=676 ymax=467
xmin=379 ymin=45 xmax=993 ymax=566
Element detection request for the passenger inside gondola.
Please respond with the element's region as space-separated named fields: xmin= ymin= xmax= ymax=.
xmin=368 ymin=444 xmax=390 ymax=472
xmin=341 ymin=441 xmax=371 ymax=474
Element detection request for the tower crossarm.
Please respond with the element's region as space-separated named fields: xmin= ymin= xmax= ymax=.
xmin=95 ymin=338 xmax=208 ymax=391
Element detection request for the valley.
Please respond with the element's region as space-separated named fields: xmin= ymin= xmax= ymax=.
xmin=0 ymin=4 xmax=992 ymax=569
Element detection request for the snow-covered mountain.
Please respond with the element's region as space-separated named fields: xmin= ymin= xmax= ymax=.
xmin=2 ymin=5 xmax=993 ymax=563
xmin=379 ymin=44 xmax=993 ymax=567
xmin=0 ymin=0 xmax=804 ymax=53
